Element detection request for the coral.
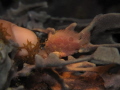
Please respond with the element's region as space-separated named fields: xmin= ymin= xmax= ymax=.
xmin=0 ymin=40 xmax=18 ymax=90
xmin=0 ymin=1 xmax=48 ymax=29
xmin=2 ymin=13 xmax=120 ymax=90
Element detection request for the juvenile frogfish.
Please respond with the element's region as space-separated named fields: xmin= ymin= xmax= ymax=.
xmin=45 ymin=23 xmax=90 ymax=57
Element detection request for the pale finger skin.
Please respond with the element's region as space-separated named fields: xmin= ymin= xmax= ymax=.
xmin=0 ymin=19 xmax=38 ymax=56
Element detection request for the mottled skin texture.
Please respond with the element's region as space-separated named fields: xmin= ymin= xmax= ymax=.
xmin=45 ymin=30 xmax=80 ymax=56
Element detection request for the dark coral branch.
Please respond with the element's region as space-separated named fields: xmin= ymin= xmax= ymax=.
xmin=35 ymin=53 xmax=93 ymax=68
xmin=10 ymin=2 xmax=48 ymax=16
xmin=0 ymin=40 xmax=18 ymax=90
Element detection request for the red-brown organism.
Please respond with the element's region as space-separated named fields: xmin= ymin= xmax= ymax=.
xmin=45 ymin=23 xmax=90 ymax=57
